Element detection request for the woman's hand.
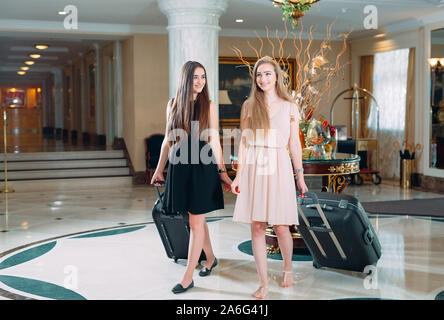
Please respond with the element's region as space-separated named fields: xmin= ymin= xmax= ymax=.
xmin=151 ymin=170 xmax=165 ymax=186
xmin=231 ymin=176 xmax=241 ymax=195
xmin=220 ymin=172 xmax=232 ymax=192
xmin=296 ymin=174 xmax=308 ymax=194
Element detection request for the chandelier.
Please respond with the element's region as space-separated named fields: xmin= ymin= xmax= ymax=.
xmin=271 ymin=0 xmax=320 ymax=28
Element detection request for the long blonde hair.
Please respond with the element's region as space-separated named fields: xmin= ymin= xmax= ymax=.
xmin=241 ymin=56 xmax=293 ymax=134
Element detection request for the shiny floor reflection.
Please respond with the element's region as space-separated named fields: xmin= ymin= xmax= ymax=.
xmin=0 ymin=178 xmax=443 ymax=300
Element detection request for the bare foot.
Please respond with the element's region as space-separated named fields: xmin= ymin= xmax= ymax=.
xmin=252 ymin=285 xmax=268 ymax=299
xmin=280 ymin=270 xmax=293 ymax=288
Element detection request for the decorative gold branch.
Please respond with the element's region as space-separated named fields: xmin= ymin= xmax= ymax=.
xmin=231 ymin=20 xmax=351 ymax=120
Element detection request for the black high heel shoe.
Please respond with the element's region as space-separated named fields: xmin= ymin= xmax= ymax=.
xmin=172 ymin=280 xmax=194 ymax=294
xmin=199 ymin=258 xmax=218 ymax=277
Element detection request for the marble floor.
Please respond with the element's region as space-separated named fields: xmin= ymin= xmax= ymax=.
xmin=0 ymin=177 xmax=443 ymax=300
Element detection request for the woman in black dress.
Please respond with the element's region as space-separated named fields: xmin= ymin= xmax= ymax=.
xmin=151 ymin=61 xmax=232 ymax=294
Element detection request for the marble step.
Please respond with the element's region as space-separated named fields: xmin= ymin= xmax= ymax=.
xmin=0 ymin=150 xmax=125 ymax=162
xmin=0 ymin=167 xmax=130 ymax=181
xmin=0 ymin=159 xmax=127 ymax=171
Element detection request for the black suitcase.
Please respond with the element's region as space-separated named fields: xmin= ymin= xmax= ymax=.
xmin=297 ymin=192 xmax=381 ymax=273
xmin=152 ymin=182 xmax=206 ymax=263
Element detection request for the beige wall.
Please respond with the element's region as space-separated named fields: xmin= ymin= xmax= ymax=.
xmin=122 ymin=37 xmax=136 ymax=168
xmin=121 ymin=33 xmax=352 ymax=173
xmin=431 ymin=44 xmax=444 ymax=58
xmin=122 ymin=34 xmax=169 ymax=172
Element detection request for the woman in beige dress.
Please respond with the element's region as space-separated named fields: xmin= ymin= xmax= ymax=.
xmin=231 ymin=56 xmax=308 ymax=299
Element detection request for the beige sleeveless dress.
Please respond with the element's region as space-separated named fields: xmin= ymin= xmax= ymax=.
xmin=233 ymin=101 xmax=301 ymax=226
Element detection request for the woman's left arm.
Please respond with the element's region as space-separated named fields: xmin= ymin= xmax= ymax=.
xmin=288 ymin=110 xmax=308 ymax=193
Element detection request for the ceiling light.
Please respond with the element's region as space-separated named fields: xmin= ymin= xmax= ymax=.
xmin=29 ymin=54 xmax=41 ymax=59
xmin=20 ymin=66 xmax=29 ymax=71
xmin=35 ymin=44 xmax=49 ymax=50
xmin=236 ymin=19 xmax=244 ymax=23
xmin=374 ymin=33 xmax=386 ymax=38
xmin=17 ymin=71 xmax=26 ymax=75
xmin=24 ymin=61 xmax=35 ymax=65
xmin=58 ymin=11 xmax=67 ymax=15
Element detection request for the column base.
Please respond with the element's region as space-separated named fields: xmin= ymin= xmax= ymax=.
xmin=71 ymin=130 xmax=78 ymax=145
xmin=62 ymin=129 xmax=69 ymax=142
xmin=82 ymin=132 xmax=90 ymax=145
xmin=96 ymin=134 xmax=107 ymax=146
xmin=55 ymin=128 xmax=62 ymax=140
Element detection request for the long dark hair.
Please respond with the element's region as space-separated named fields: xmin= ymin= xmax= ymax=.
xmin=168 ymin=61 xmax=210 ymax=140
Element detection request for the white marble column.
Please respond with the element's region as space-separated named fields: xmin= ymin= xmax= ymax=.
xmin=79 ymin=53 xmax=87 ymax=134
xmin=94 ymin=43 xmax=103 ymax=135
xmin=41 ymin=79 xmax=48 ymax=127
xmin=50 ymin=67 xmax=64 ymax=132
xmin=157 ymin=0 xmax=228 ymax=104
xmin=113 ymin=40 xmax=123 ymax=138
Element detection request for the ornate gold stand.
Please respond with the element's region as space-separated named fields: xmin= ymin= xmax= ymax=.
xmin=266 ymin=225 xmax=306 ymax=254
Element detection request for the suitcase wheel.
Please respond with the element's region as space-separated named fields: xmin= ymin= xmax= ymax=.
xmin=313 ymin=261 xmax=322 ymax=269
xmin=173 ymin=257 xmax=178 ymax=263
xmin=372 ymin=174 xmax=382 ymax=185
xmin=353 ymin=174 xmax=363 ymax=185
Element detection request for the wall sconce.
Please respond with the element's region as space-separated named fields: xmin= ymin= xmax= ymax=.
xmin=429 ymin=58 xmax=444 ymax=68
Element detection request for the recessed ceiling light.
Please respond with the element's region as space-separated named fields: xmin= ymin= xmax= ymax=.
xmin=35 ymin=44 xmax=49 ymax=50
xmin=20 ymin=66 xmax=29 ymax=71
xmin=58 ymin=11 xmax=67 ymax=15
xmin=17 ymin=71 xmax=26 ymax=75
xmin=24 ymin=61 xmax=35 ymax=65
xmin=29 ymin=54 xmax=41 ymax=59
xmin=236 ymin=19 xmax=244 ymax=23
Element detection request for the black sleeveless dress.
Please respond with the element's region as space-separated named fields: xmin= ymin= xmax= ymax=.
xmin=162 ymin=105 xmax=224 ymax=215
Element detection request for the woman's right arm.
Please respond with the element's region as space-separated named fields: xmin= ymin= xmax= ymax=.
xmin=151 ymin=100 xmax=172 ymax=185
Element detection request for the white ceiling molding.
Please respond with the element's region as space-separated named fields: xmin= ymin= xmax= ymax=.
xmin=7 ymin=55 xmax=59 ymax=60
xmin=0 ymin=19 xmax=166 ymax=38
xmin=10 ymin=46 xmax=69 ymax=53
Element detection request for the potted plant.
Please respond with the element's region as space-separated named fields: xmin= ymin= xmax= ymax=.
xmin=272 ymin=0 xmax=320 ymax=28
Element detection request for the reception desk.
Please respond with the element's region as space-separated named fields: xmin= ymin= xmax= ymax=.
xmin=0 ymin=107 xmax=42 ymax=151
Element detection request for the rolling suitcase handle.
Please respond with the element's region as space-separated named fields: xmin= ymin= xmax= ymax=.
xmin=153 ymin=180 xmax=165 ymax=200
xmin=298 ymin=192 xmax=347 ymax=261
xmin=297 ymin=192 xmax=328 ymax=258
